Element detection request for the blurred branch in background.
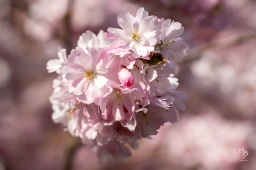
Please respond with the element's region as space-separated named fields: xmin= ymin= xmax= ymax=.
xmin=62 ymin=0 xmax=74 ymax=54
xmin=63 ymin=138 xmax=82 ymax=170
xmin=175 ymin=33 xmax=256 ymax=64
xmin=9 ymin=0 xmax=74 ymax=53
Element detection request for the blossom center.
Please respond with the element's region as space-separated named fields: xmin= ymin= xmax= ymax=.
xmin=113 ymin=89 xmax=123 ymax=105
xmin=84 ymin=70 xmax=95 ymax=80
xmin=132 ymin=31 xmax=140 ymax=42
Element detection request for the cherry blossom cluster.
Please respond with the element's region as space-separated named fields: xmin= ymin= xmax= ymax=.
xmin=47 ymin=8 xmax=188 ymax=163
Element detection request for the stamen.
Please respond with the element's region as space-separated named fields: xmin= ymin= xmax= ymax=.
xmin=135 ymin=98 xmax=141 ymax=104
xmin=113 ymin=89 xmax=122 ymax=105
xmin=84 ymin=70 xmax=95 ymax=79
xmin=67 ymin=102 xmax=81 ymax=120
xmin=68 ymin=107 xmax=75 ymax=120
xmin=132 ymin=31 xmax=140 ymax=42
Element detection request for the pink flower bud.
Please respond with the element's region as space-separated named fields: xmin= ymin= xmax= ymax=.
xmin=118 ymin=68 xmax=134 ymax=87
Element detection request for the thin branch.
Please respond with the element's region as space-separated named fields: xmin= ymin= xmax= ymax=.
xmin=62 ymin=0 xmax=74 ymax=54
xmin=175 ymin=33 xmax=256 ymax=64
xmin=63 ymin=138 xmax=82 ymax=170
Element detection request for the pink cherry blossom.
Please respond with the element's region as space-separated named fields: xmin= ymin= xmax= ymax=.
xmin=155 ymin=18 xmax=189 ymax=59
xmin=61 ymin=47 xmax=109 ymax=104
xmin=78 ymin=30 xmax=112 ymax=52
xmin=46 ymin=48 xmax=67 ymax=74
xmin=108 ymin=7 xmax=157 ymax=57
xmin=135 ymin=102 xmax=177 ymax=137
xmin=47 ymin=7 xmax=188 ymax=163
xmin=118 ymin=67 xmax=134 ymax=87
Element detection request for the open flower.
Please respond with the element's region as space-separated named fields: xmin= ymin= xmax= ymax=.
xmin=135 ymin=100 xmax=177 ymax=138
xmin=78 ymin=30 xmax=112 ymax=52
xmin=155 ymin=18 xmax=189 ymax=59
xmin=62 ymin=47 xmax=109 ymax=104
xmin=108 ymin=7 xmax=157 ymax=57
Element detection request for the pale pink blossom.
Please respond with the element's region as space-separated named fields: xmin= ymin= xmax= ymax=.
xmin=155 ymin=19 xmax=189 ymax=59
xmin=46 ymin=48 xmax=67 ymax=74
xmin=98 ymin=86 xmax=143 ymax=126
xmin=47 ymin=7 xmax=188 ymax=163
xmin=78 ymin=30 xmax=112 ymax=52
xmin=135 ymin=101 xmax=177 ymax=137
xmin=108 ymin=7 xmax=157 ymax=57
xmin=118 ymin=68 xmax=134 ymax=87
xmin=62 ymin=47 xmax=109 ymax=104
xmin=99 ymin=122 xmax=138 ymax=144
xmin=49 ymin=77 xmax=77 ymax=125
xmin=130 ymin=60 xmax=158 ymax=91
xmin=150 ymin=73 xmax=179 ymax=96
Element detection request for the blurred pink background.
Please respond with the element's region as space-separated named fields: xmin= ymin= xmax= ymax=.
xmin=0 ymin=0 xmax=256 ymax=170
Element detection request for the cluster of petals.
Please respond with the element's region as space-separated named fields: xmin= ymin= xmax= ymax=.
xmin=47 ymin=7 xmax=189 ymax=163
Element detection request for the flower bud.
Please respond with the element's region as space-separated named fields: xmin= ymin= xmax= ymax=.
xmin=118 ymin=68 xmax=134 ymax=87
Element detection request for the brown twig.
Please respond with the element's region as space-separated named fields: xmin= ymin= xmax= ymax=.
xmin=61 ymin=0 xmax=74 ymax=54
xmin=63 ymin=138 xmax=82 ymax=170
